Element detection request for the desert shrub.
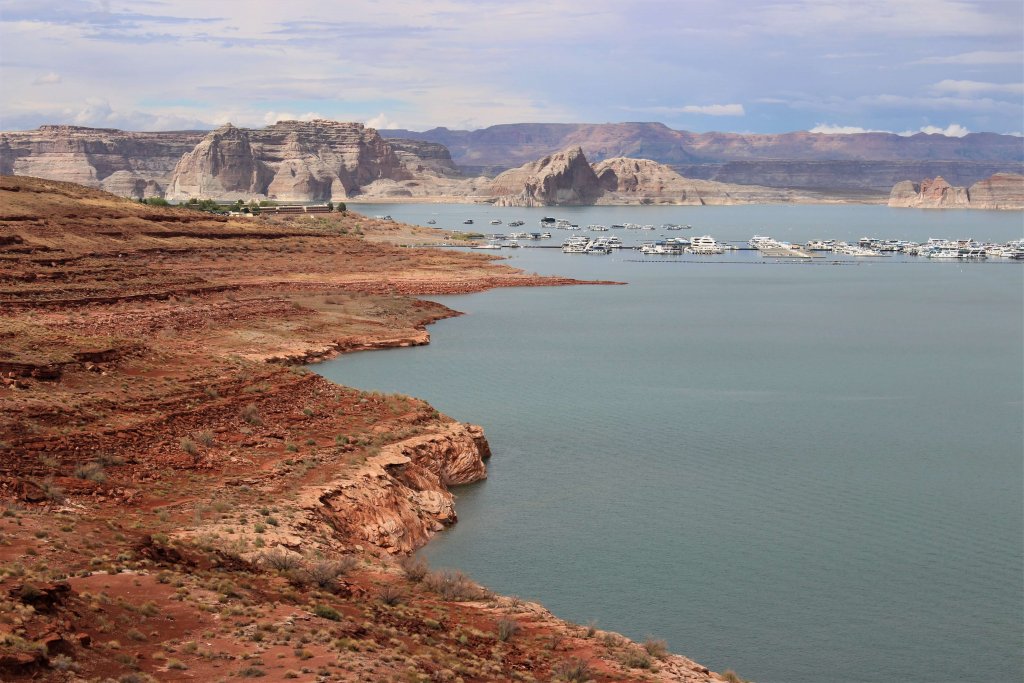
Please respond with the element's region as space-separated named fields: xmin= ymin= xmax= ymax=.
xmin=179 ymin=438 xmax=197 ymax=455
xmin=196 ymin=431 xmax=215 ymax=447
xmin=398 ymin=555 xmax=428 ymax=582
xmin=722 ymin=670 xmax=749 ymax=683
xmin=551 ymin=658 xmax=594 ymax=682
xmin=422 ymin=570 xmax=488 ymax=601
xmin=496 ymin=617 xmax=520 ymax=642
xmin=50 ymin=653 xmax=77 ymax=671
xmin=240 ymin=404 xmax=262 ymax=426
xmin=238 ymin=666 xmax=266 ymax=677
xmin=301 ymin=557 xmax=358 ymax=590
xmin=643 ymin=637 xmax=668 ymax=659
xmin=73 ymin=461 xmax=106 ymax=482
xmin=36 ymin=478 xmax=64 ymax=503
xmin=261 ymin=549 xmax=301 ymax=572
xmin=621 ymin=649 xmax=653 ymax=669
xmin=378 ymin=584 xmax=404 ymax=606
xmin=97 ymin=452 xmax=126 ymax=466
xmin=312 ymin=604 xmax=342 ymax=621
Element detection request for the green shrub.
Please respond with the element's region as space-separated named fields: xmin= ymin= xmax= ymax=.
xmin=313 ymin=604 xmax=342 ymax=621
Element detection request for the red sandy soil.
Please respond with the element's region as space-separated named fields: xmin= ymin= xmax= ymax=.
xmin=0 ymin=177 xmax=735 ymax=682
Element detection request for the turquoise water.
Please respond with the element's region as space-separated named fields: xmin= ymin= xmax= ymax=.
xmin=317 ymin=205 xmax=1023 ymax=683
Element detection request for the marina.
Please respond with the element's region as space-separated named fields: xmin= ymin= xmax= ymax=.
xmin=408 ymin=209 xmax=1023 ymax=262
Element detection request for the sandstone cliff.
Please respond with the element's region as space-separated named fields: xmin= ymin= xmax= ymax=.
xmin=888 ymin=173 xmax=1024 ymax=209
xmin=0 ymin=121 xmax=437 ymax=202
xmin=168 ymin=120 xmax=413 ymax=201
xmin=967 ymin=173 xmax=1024 ymax=209
xmin=0 ymin=125 xmax=204 ymax=197
xmin=487 ymin=146 xmax=604 ymax=206
xmin=167 ymin=123 xmax=272 ymax=199
xmin=593 ymin=156 xmax=795 ymax=205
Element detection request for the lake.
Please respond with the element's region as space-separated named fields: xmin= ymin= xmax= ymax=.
xmin=315 ymin=203 xmax=1023 ymax=683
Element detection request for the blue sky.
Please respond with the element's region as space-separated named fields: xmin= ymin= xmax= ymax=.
xmin=1 ymin=0 xmax=1022 ymax=135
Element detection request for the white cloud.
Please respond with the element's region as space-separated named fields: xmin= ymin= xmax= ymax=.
xmin=809 ymin=123 xmax=892 ymax=134
xmin=31 ymin=72 xmax=61 ymax=85
xmin=679 ymin=104 xmax=745 ymax=116
xmin=914 ymin=50 xmax=1024 ymax=65
xmin=628 ymin=104 xmax=746 ymax=117
xmin=365 ymin=113 xmax=400 ymax=130
xmin=261 ymin=111 xmax=324 ymax=125
xmin=910 ymin=124 xmax=971 ymax=137
xmin=931 ymin=80 xmax=1024 ymax=96
xmin=809 ymin=123 xmax=974 ymax=138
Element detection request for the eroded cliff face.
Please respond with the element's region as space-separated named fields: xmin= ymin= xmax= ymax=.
xmin=488 ymin=146 xmax=604 ymax=206
xmin=888 ymin=173 xmax=1024 ymax=209
xmin=167 ymin=123 xmax=272 ymax=199
xmin=593 ymin=156 xmax=796 ymax=205
xmin=167 ymin=120 xmax=412 ymax=201
xmin=0 ymin=125 xmax=204 ymax=198
xmin=0 ymin=121 xmax=433 ymax=202
xmin=295 ymin=422 xmax=491 ymax=554
xmin=968 ymin=172 xmax=1024 ymax=209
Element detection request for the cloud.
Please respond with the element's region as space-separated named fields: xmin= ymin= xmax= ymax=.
xmin=931 ymin=80 xmax=1024 ymax=96
xmin=809 ymin=123 xmax=974 ymax=138
xmin=910 ymin=124 xmax=970 ymax=137
xmin=31 ymin=71 xmax=61 ymax=85
xmin=914 ymin=50 xmax=1024 ymax=65
xmin=680 ymin=104 xmax=745 ymax=116
xmin=625 ymin=104 xmax=746 ymax=117
xmin=0 ymin=98 xmax=214 ymax=131
xmin=809 ymin=123 xmax=892 ymax=134
xmin=365 ymin=113 xmax=400 ymax=130
xmin=261 ymin=111 xmax=324 ymax=125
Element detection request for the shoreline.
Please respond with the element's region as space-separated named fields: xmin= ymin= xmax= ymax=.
xmin=0 ymin=175 xmax=725 ymax=682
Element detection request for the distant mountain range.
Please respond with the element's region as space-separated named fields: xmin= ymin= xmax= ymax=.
xmin=1 ymin=120 xmax=1022 ymax=204
xmin=380 ymin=122 xmax=1024 ymax=193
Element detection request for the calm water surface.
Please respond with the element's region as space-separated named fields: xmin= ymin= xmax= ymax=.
xmin=316 ymin=205 xmax=1023 ymax=683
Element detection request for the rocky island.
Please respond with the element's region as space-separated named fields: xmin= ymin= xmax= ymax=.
xmin=0 ymin=175 xmax=735 ymax=682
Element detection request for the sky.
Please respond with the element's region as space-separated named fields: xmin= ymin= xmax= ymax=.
xmin=1 ymin=0 xmax=1022 ymax=136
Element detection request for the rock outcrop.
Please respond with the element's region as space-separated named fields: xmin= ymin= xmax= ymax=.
xmin=888 ymin=173 xmax=1024 ymax=209
xmin=0 ymin=121 xmax=438 ymax=202
xmin=167 ymin=120 xmax=412 ymax=201
xmin=967 ymin=172 xmax=1024 ymax=209
xmin=593 ymin=156 xmax=795 ymax=205
xmin=0 ymin=125 xmax=204 ymax=198
xmin=488 ymin=147 xmax=604 ymax=206
xmin=167 ymin=124 xmax=271 ymax=199
xmin=307 ymin=423 xmax=491 ymax=553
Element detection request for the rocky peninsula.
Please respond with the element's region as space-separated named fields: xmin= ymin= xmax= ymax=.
xmin=0 ymin=175 xmax=733 ymax=682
